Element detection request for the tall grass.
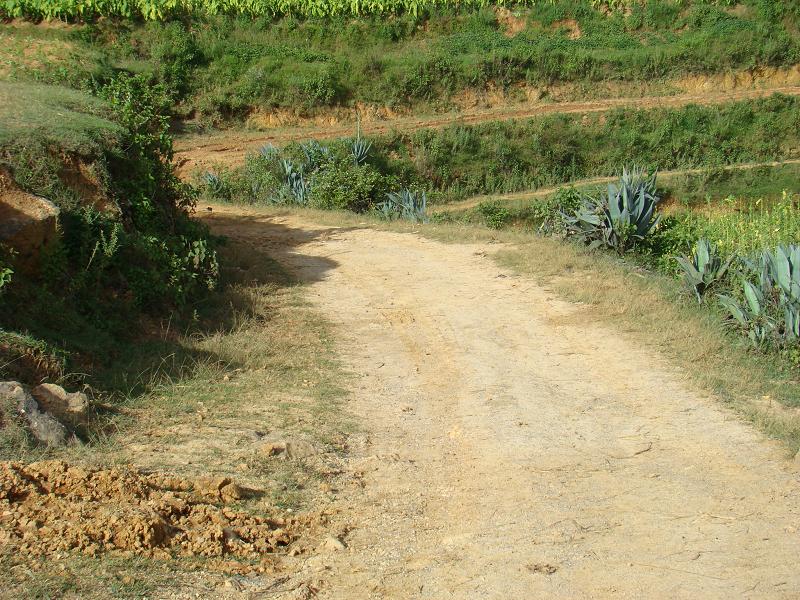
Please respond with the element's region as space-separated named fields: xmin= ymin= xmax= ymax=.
xmin=678 ymin=192 xmax=800 ymax=257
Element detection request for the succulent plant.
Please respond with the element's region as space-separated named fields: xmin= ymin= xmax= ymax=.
xmin=280 ymin=159 xmax=310 ymax=204
xmin=299 ymin=140 xmax=331 ymax=171
xmin=676 ymin=238 xmax=734 ymax=303
xmin=351 ymin=136 xmax=372 ymax=166
xmin=564 ymin=166 xmax=660 ymax=255
xmin=378 ymin=189 xmax=428 ymax=223
xmin=718 ymin=244 xmax=800 ymax=346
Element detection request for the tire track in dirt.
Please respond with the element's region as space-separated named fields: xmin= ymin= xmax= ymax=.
xmin=204 ymin=205 xmax=800 ymax=599
xmin=432 ymin=158 xmax=800 ymax=214
xmin=175 ymin=86 xmax=800 ymax=175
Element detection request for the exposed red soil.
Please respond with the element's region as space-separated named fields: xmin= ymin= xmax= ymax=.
xmin=0 ymin=461 xmax=310 ymax=573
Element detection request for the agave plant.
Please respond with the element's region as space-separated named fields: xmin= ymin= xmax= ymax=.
xmin=299 ymin=140 xmax=331 ymax=171
xmin=378 ymin=189 xmax=428 ymax=223
xmin=281 ymin=159 xmax=310 ymax=204
xmin=351 ymin=135 xmax=372 ymax=166
xmin=259 ymin=143 xmax=278 ymax=159
xmin=718 ymin=281 xmax=776 ymax=347
xmin=676 ymin=238 xmax=734 ymax=303
xmin=564 ymin=166 xmax=660 ymax=255
xmin=718 ymin=244 xmax=800 ymax=346
xmin=764 ymin=244 xmax=800 ymax=340
xmin=202 ymin=171 xmax=229 ymax=200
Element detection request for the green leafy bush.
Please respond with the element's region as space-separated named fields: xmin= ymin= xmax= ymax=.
xmin=200 ymin=136 xmax=405 ymax=213
xmin=477 ymin=200 xmax=512 ymax=230
xmin=310 ymin=161 xmax=390 ymax=212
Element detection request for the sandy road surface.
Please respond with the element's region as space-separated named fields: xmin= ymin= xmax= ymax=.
xmin=176 ymin=86 xmax=800 ymax=174
xmin=205 ymin=206 xmax=800 ymax=599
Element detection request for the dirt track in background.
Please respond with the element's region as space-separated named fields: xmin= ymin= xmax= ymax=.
xmin=203 ymin=205 xmax=800 ymax=599
xmin=432 ymin=159 xmax=800 ymax=214
xmin=175 ymin=85 xmax=800 ymax=175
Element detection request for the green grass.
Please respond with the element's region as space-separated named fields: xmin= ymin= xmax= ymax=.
xmin=0 ymin=81 xmax=122 ymax=154
xmin=207 ymin=95 xmax=800 ymax=208
xmin=3 ymin=1 xmax=800 ymax=124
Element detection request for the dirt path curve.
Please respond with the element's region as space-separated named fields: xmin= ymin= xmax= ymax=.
xmin=432 ymin=159 xmax=800 ymax=214
xmin=176 ymin=85 xmax=800 ymax=175
xmin=206 ymin=206 xmax=800 ymax=599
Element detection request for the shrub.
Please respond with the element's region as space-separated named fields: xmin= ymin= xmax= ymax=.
xmin=719 ymin=244 xmax=800 ymax=349
xmin=377 ymin=189 xmax=428 ymax=222
xmin=310 ymin=161 xmax=390 ymax=212
xmin=534 ymin=186 xmax=582 ymax=234
xmin=477 ymin=200 xmax=512 ymax=229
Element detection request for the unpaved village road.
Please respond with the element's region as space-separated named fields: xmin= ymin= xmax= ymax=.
xmin=206 ymin=206 xmax=800 ymax=599
xmin=176 ymin=85 xmax=800 ymax=175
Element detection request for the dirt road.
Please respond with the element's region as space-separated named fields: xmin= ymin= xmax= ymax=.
xmin=175 ymin=85 xmax=800 ymax=175
xmin=432 ymin=159 xmax=800 ymax=215
xmin=206 ymin=206 xmax=800 ymax=599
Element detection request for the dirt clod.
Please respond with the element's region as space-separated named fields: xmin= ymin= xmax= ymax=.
xmin=0 ymin=461 xmax=307 ymax=568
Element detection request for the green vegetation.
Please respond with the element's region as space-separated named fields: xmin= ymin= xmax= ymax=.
xmin=203 ymin=95 xmax=800 ymax=212
xmin=198 ymin=137 xmax=420 ymax=216
xmin=2 ymin=1 xmax=800 ymax=125
xmin=0 ymin=0 xmax=760 ymax=22
xmin=0 ymin=78 xmax=218 ymax=393
xmin=563 ymin=165 xmax=659 ymax=255
xmin=675 ymin=238 xmax=734 ymax=303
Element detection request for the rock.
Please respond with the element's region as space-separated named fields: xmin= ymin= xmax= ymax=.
xmin=194 ymin=476 xmax=233 ymax=499
xmin=220 ymin=481 xmax=246 ymax=501
xmin=319 ymin=535 xmax=346 ymax=552
xmin=260 ymin=440 xmax=317 ymax=460
xmin=0 ymin=381 xmax=69 ymax=446
xmin=30 ymin=383 xmax=89 ymax=429
xmin=0 ymin=168 xmax=60 ymax=274
xmin=260 ymin=441 xmax=287 ymax=457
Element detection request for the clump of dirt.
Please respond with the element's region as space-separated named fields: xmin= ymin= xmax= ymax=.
xmin=677 ymin=65 xmax=800 ymax=92
xmin=551 ymin=19 xmax=582 ymax=40
xmin=0 ymin=461 xmax=309 ymax=570
xmin=495 ymin=8 xmax=528 ymax=38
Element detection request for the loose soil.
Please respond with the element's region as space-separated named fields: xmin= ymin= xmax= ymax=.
xmin=0 ymin=460 xmax=306 ymax=572
xmin=175 ymin=82 xmax=800 ymax=175
xmin=200 ymin=205 xmax=800 ymax=598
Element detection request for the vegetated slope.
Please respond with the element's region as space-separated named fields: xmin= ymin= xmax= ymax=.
xmin=0 ymin=78 xmax=218 ymax=396
xmin=201 ymin=204 xmax=800 ymax=598
xmin=432 ymin=158 xmax=800 ymax=214
xmin=174 ymin=84 xmax=800 ymax=174
xmin=4 ymin=1 xmax=800 ymax=129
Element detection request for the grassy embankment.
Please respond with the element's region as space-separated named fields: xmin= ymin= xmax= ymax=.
xmin=2 ymin=1 xmax=800 ymax=127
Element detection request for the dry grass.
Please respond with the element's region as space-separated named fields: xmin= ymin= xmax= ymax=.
xmin=0 ymin=236 xmax=354 ymax=598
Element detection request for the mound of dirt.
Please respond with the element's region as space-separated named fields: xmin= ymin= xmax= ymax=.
xmin=0 ymin=461 xmax=307 ymax=569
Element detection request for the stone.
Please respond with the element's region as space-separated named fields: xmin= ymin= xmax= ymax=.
xmin=194 ymin=476 xmax=233 ymax=499
xmin=319 ymin=535 xmax=346 ymax=552
xmin=0 ymin=381 xmax=69 ymax=446
xmin=260 ymin=439 xmax=317 ymax=460
xmin=30 ymin=383 xmax=89 ymax=429
xmin=0 ymin=168 xmax=60 ymax=274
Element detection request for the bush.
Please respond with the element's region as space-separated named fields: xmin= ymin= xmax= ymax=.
xmin=719 ymin=245 xmax=800 ymax=351
xmin=310 ymin=161 xmax=391 ymax=212
xmin=477 ymin=201 xmax=512 ymax=230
